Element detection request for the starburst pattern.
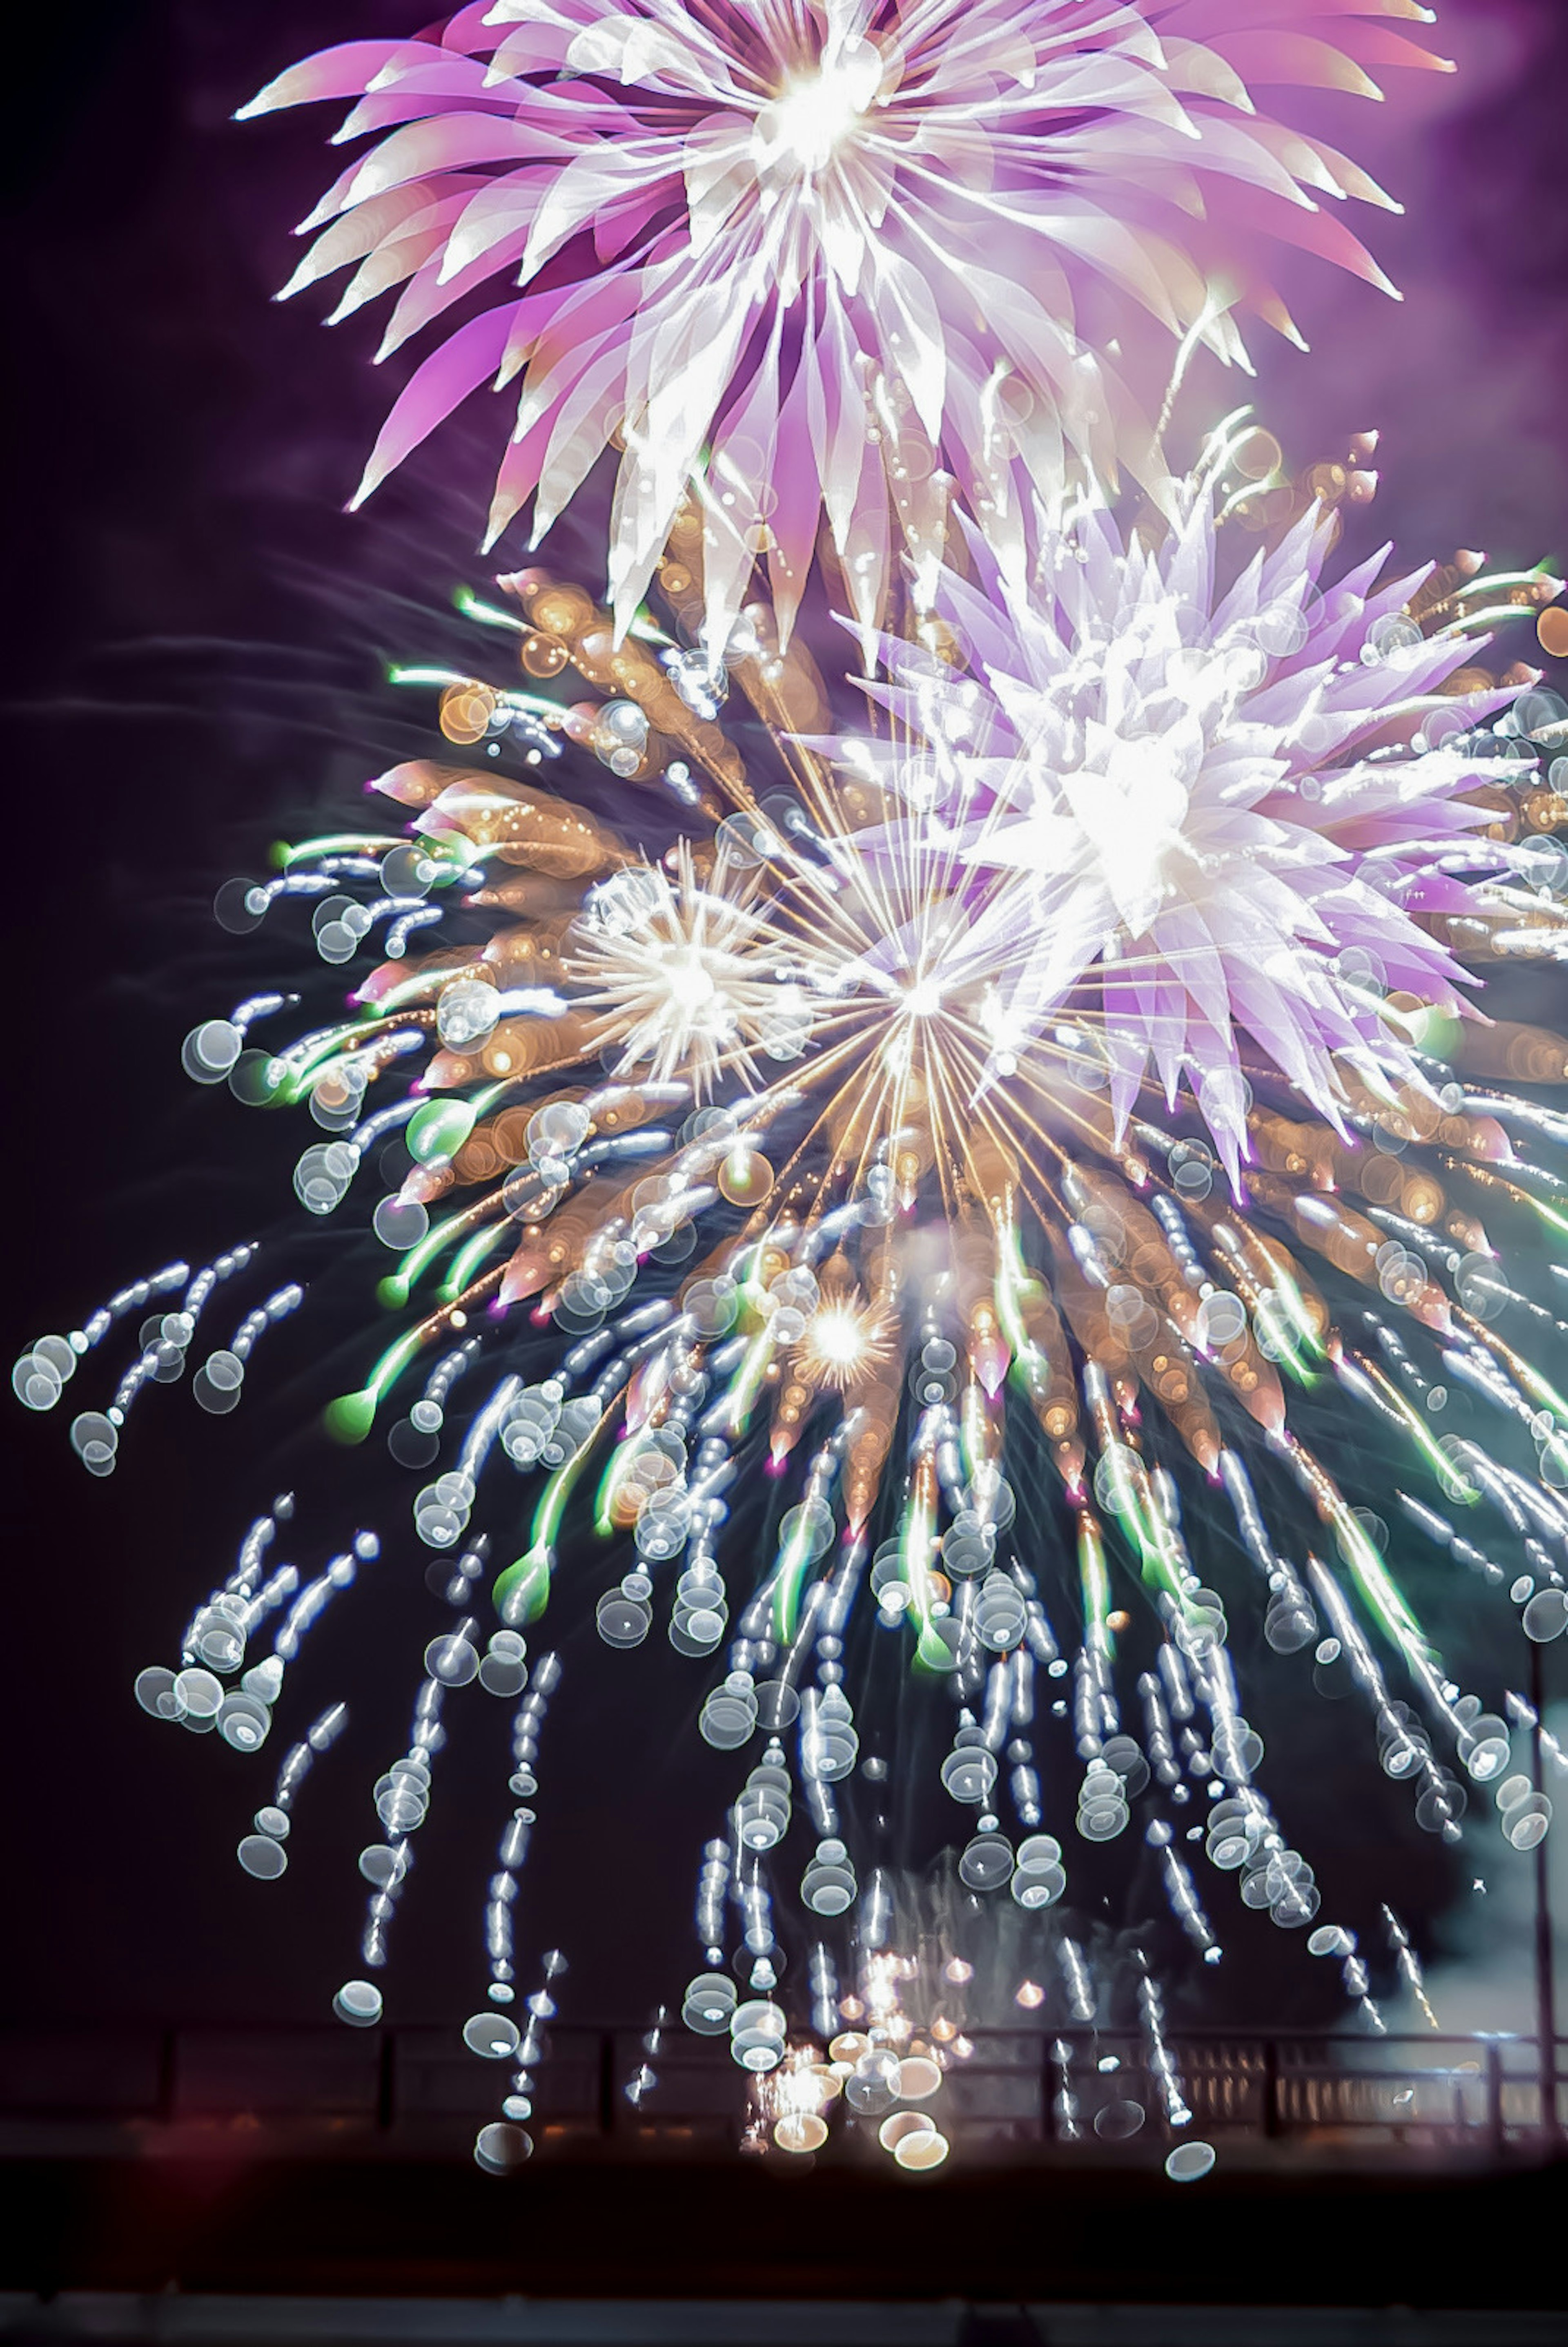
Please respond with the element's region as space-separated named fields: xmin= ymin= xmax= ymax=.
xmin=242 ymin=0 xmax=1445 ymax=640
xmin=792 ymin=1278 xmax=896 ymax=1393
xmin=840 ymin=462 xmax=1514 ymax=1175
xmin=570 ymin=840 xmax=805 ymax=1092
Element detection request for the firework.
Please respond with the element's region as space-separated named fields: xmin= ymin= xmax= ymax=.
xmin=18 ymin=0 xmax=1568 ymax=2182
xmin=19 ymin=419 xmax=1568 ymax=2171
xmin=242 ymin=0 xmax=1443 ymax=643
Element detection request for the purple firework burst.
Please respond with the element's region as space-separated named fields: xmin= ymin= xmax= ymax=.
xmin=830 ymin=452 xmax=1515 ymax=1179
xmin=243 ymin=0 xmax=1447 ymax=643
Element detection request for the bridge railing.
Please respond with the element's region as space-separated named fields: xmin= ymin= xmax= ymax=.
xmin=0 ymin=2021 xmax=1563 ymax=2163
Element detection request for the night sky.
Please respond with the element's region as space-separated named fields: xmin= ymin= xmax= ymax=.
xmin=5 ymin=0 xmax=1568 ymax=2056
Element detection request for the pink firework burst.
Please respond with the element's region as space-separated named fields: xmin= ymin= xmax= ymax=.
xmin=244 ymin=0 xmax=1447 ymax=643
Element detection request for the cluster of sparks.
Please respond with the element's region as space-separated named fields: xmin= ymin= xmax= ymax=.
xmin=16 ymin=0 xmax=1568 ymax=2181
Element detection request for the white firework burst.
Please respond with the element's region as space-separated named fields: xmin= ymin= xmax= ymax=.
xmin=836 ymin=460 xmax=1517 ymax=1174
xmin=792 ymin=1280 xmax=897 ymax=1393
xmin=570 ymin=840 xmax=810 ymax=1092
